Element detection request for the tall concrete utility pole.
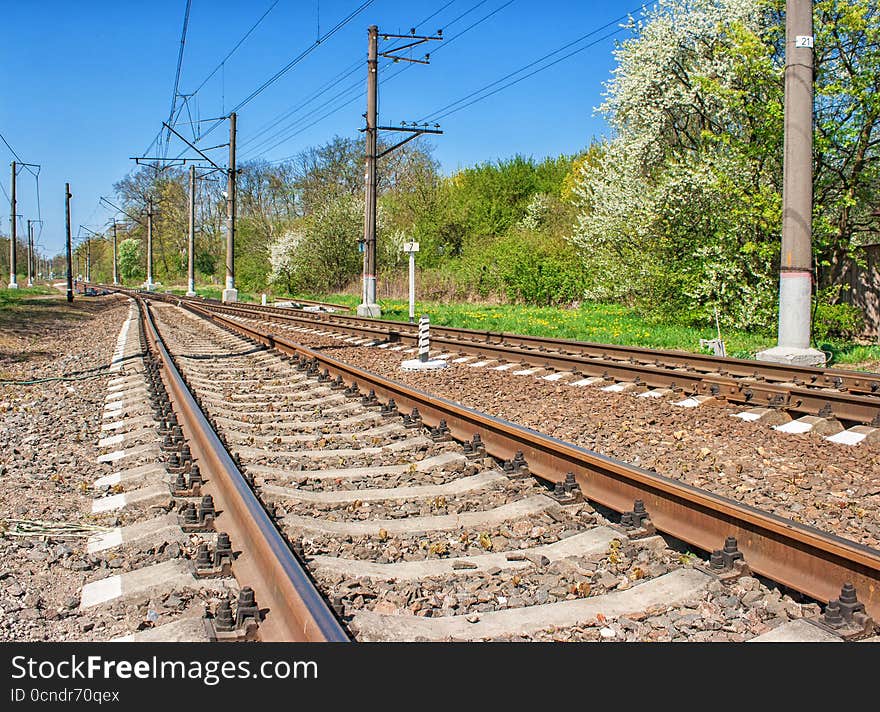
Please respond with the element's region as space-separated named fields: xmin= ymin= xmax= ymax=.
xmin=757 ymin=0 xmax=825 ymax=366
xmin=9 ymin=161 xmax=17 ymax=288
xmin=145 ymin=197 xmax=155 ymax=290
xmin=358 ymin=27 xmax=443 ymax=318
xmin=26 ymin=219 xmax=33 ymax=287
xmin=187 ymin=164 xmax=196 ymax=296
xmin=112 ymin=222 xmax=119 ymax=285
xmin=359 ymin=26 xmax=380 ymax=318
xmin=222 ymin=112 xmax=237 ymax=303
xmin=85 ymin=232 xmax=91 ymax=283
xmin=65 ymin=183 xmax=73 ymax=302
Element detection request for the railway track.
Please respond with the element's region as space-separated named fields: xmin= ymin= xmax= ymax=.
xmin=82 ymin=293 xmax=879 ymax=642
xmin=133 ymin=291 xmax=880 ymax=431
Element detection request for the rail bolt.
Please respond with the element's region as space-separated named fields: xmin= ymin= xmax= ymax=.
xmin=621 ymin=499 xmax=650 ymax=528
xmin=235 ymin=587 xmax=260 ymax=628
xmin=836 ymin=582 xmax=867 ymax=622
xmin=181 ymin=502 xmax=199 ymax=525
xmin=380 ymin=398 xmax=399 ymax=417
xmin=214 ymin=532 xmax=233 ymax=566
xmin=199 ymin=495 xmax=216 ymax=524
xmin=430 ymin=419 xmax=451 ymax=442
xmin=195 ymin=543 xmax=213 ymax=569
xmin=213 ymin=600 xmax=235 ymax=632
xmin=188 ymin=463 xmax=203 ymax=487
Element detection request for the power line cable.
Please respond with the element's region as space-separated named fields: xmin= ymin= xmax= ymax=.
xmin=187 ymin=0 xmax=282 ymax=100
xmin=429 ymin=28 xmax=626 ymax=121
xmin=0 ymin=131 xmax=25 ymax=164
xmin=249 ymin=0 xmax=504 ymax=161
xmin=419 ymin=4 xmax=649 ymax=123
xmin=180 ymin=0 xmax=376 ymax=158
xmin=239 ymin=59 xmax=363 ymax=151
xmin=231 ymin=0 xmax=377 ymax=114
xmin=163 ymin=0 xmax=194 ymax=158
xmin=415 ymin=0 xmax=458 ymax=31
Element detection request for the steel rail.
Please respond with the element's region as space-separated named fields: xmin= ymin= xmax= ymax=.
xmin=179 ymin=296 xmax=880 ymax=394
xmin=174 ymin=298 xmax=880 ymax=425
xmin=107 ymin=288 xmax=880 ymax=397
xmin=138 ymin=298 xmax=350 ymax=642
xmin=173 ymin=298 xmax=880 ymax=621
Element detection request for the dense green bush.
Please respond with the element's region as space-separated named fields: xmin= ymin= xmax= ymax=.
xmin=813 ymin=302 xmax=865 ymax=341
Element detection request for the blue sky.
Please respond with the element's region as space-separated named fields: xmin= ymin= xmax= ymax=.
xmin=0 ymin=0 xmax=644 ymax=257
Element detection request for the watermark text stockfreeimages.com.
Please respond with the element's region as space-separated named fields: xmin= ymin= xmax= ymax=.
xmin=10 ymin=654 xmax=318 ymax=688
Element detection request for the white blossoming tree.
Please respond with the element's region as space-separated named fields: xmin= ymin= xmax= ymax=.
xmin=573 ymin=0 xmax=880 ymax=330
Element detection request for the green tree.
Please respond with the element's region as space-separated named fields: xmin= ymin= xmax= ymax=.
xmin=117 ymin=238 xmax=144 ymax=284
xmin=572 ymin=0 xmax=880 ymax=329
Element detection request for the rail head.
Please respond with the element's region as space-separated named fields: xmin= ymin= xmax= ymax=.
xmin=179 ymin=299 xmax=880 ymax=621
xmin=139 ymin=297 xmax=349 ymax=642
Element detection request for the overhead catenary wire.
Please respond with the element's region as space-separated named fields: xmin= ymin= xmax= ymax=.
xmin=418 ymin=4 xmax=650 ymax=123
xmin=176 ymin=0 xmax=377 ymax=160
xmin=238 ymin=59 xmax=364 ymax=152
xmin=163 ymin=0 xmax=194 ymax=159
xmin=189 ymin=0 xmax=282 ymax=99
xmin=142 ymin=1 xmax=278 ymax=156
xmin=249 ymin=0 xmax=512 ymax=162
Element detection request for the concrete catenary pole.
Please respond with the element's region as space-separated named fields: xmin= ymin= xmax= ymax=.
xmin=26 ymin=219 xmax=33 ymax=287
xmin=757 ymin=0 xmax=825 ymax=366
xmin=145 ymin=197 xmax=155 ymax=290
xmin=112 ymin=222 xmax=118 ymax=285
xmin=222 ymin=112 xmax=238 ymax=303
xmin=65 ymin=183 xmax=73 ymax=302
xmin=9 ymin=161 xmax=17 ymax=288
xmin=187 ymin=164 xmax=196 ymax=296
xmin=85 ymin=231 xmax=91 ymax=283
xmin=358 ymin=25 xmax=381 ymax=318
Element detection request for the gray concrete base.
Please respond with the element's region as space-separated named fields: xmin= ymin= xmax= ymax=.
xmin=263 ymin=470 xmax=506 ymax=504
xmin=185 ymin=291 xmax=197 ymax=297
xmin=237 ymin=435 xmax=431 ymax=463
xmin=249 ymin=452 xmax=466 ymax=483
xmin=87 ymin=514 xmax=185 ymax=553
xmin=357 ymin=303 xmax=382 ymax=318
xmin=312 ymin=527 xmax=624 ymax=581
xmin=93 ymin=462 xmax=167 ymax=490
xmin=756 ymin=345 xmax=827 ymax=367
xmin=91 ymin=483 xmax=172 ymax=514
xmin=222 ymin=288 xmax=238 ymax=303
xmin=283 ymin=494 xmax=556 ymax=536
xmin=79 ymin=559 xmax=234 ymax=609
xmin=112 ymin=610 xmax=211 ymax=642
xmin=401 ymin=358 xmax=448 ymax=371
xmin=143 ymin=282 xmax=155 ymax=291
xmin=746 ymin=618 xmax=841 ymax=642
xmin=352 ymin=568 xmax=711 ymax=641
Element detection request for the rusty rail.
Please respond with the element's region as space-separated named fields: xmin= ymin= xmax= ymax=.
xmin=139 ymin=298 xmax=349 ymax=642
xmin=174 ymin=297 xmax=880 ymax=620
xmin=149 ymin=295 xmax=880 ymax=425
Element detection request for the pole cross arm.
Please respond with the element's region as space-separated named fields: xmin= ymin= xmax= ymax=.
xmin=377 ymin=126 xmax=443 ymax=159
xmin=79 ymin=225 xmax=103 ymax=237
xmin=100 ymin=196 xmax=146 ymax=227
xmin=380 ymin=31 xmax=442 ymax=63
xmin=161 ymin=122 xmax=225 ymax=171
xmin=130 ymin=157 xmax=188 ymax=168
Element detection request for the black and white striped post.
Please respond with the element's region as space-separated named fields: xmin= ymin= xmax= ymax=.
xmin=418 ymin=315 xmax=430 ymax=362
xmin=402 ymin=314 xmax=447 ymax=372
